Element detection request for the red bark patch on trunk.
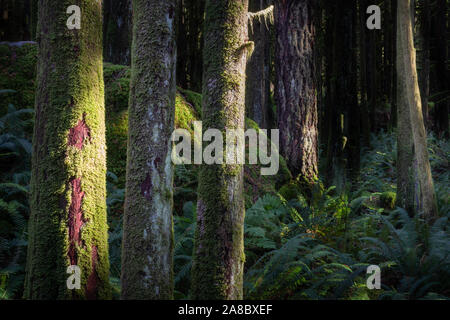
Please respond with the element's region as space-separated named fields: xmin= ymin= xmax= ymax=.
xmin=68 ymin=178 xmax=86 ymax=265
xmin=68 ymin=115 xmax=90 ymax=150
xmin=141 ymin=173 xmax=152 ymax=201
xmin=86 ymin=245 xmax=99 ymax=300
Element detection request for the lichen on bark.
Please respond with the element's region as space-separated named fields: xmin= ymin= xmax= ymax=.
xmin=190 ymin=0 xmax=249 ymax=300
xmin=120 ymin=0 xmax=177 ymax=299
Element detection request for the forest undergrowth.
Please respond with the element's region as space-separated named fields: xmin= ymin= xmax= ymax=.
xmin=1 ymin=93 xmax=448 ymax=299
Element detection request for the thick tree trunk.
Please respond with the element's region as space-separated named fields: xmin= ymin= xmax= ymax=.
xmin=274 ymin=0 xmax=318 ymax=184
xmin=396 ymin=0 xmax=437 ymax=222
xmin=246 ymin=0 xmax=271 ymax=129
xmin=191 ymin=0 xmax=248 ymax=300
xmin=25 ymin=0 xmax=110 ymax=299
xmin=103 ymin=0 xmax=132 ymax=65
xmin=120 ymin=0 xmax=176 ymax=299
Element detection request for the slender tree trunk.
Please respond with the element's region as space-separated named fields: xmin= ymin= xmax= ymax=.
xmin=390 ymin=0 xmax=398 ymax=130
xmin=385 ymin=0 xmax=393 ymax=124
xmin=103 ymin=0 xmax=132 ymax=65
xmin=418 ymin=0 xmax=430 ymax=128
xmin=191 ymin=0 xmax=248 ymax=300
xmin=358 ymin=0 xmax=371 ymax=145
xmin=121 ymin=0 xmax=176 ymax=299
xmin=186 ymin=0 xmax=206 ymax=92
xmin=325 ymin=0 xmax=358 ymax=191
xmin=348 ymin=1 xmax=360 ymax=178
xmin=396 ymin=0 xmax=437 ymax=221
xmin=432 ymin=0 xmax=449 ymax=138
xmin=323 ymin=0 xmax=335 ymax=170
xmin=25 ymin=0 xmax=110 ymax=299
xmin=274 ymin=0 xmax=318 ymax=185
xmin=176 ymin=0 xmax=188 ymax=89
xmin=246 ymin=0 xmax=271 ymax=129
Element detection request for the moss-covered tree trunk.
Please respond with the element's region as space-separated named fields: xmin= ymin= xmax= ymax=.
xmin=274 ymin=0 xmax=318 ymax=184
xmin=25 ymin=0 xmax=110 ymax=299
xmin=103 ymin=0 xmax=132 ymax=65
xmin=120 ymin=0 xmax=176 ymax=299
xmin=191 ymin=0 xmax=248 ymax=300
xmin=396 ymin=0 xmax=437 ymax=222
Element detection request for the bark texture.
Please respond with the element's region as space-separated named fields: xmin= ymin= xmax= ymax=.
xmin=191 ymin=0 xmax=248 ymax=300
xmin=120 ymin=0 xmax=176 ymax=299
xmin=25 ymin=0 xmax=110 ymax=299
xmin=274 ymin=0 xmax=318 ymax=183
xmin=396 ymin=0 xmax=438 ymax=221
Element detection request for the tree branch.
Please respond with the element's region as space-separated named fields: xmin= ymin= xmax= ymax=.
xmin=248 ymin=5 xmax=274 ymax=33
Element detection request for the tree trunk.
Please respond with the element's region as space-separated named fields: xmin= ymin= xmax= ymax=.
xmin=274 ymin=0 xmax=318 ymax=184
xmin=103 ymin=0 xmax=132 ymax=65
xmin=325 ymin=0 xmax=358 ymax=191
xmin=418 ymin=0 xmax=430 ymax=128
xmin=176 ymin=0 xmax=188 ymax=88
xmin=25 ymin=0 xmax=110 ymax=299
xmin=432 ymin=0 xmax=449 ymax=138
xmin=246 ymin=0 xmax=271 ymax=129
xmin=120 ymin=0 xmax=176 ymax=299
xmin=191 ymin=0 xmax=248 ymax=300
xmin=186 ymin=0 xmax=206 ymax=92
xmin=390 ymin=0 xmax=398 ymax=131
xmin=358 ymin=0 xmax=371 ymax=145
xmin=396 ymin=0 xmax=437 ymax=222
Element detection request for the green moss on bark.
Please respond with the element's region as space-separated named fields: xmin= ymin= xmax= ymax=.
xmin=25 ymin=0 xmax=110 ymax=300
xmin=190 ymin=0 xmax=249 ymax=300
xmin=120 ymin=0 xmax=177 ymax=300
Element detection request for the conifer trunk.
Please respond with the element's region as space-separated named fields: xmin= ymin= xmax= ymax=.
xmin=25 ymin=0 xmax=110 ymax=299
xmin=396 ymin=0 xmax=437 ymax=221
xmin=191 ymin=0 xmax=248 ymax=300
xmin=274 ymin=0 xmax=318 ymax=183
xmin=120 ymin=0 xmax=177 ymax=299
